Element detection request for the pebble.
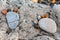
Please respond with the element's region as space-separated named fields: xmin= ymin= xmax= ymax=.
xmin=33 ymin=35 xmax=55 ymax=40
xmin=40 ymin=13 xmax=49 ymax=18
xmin=1 ymin=9 xmax=7 ymax=15
xmin=6 ymin=12 xmax=19 ymax=30
xmin=39 ymin=18 xmax=57 ymax=33
xmin=53 ymin=4 xmax=60 ymax=27
xmin=51 ymin=0 xmax=56 ymax=4
xmin=13 ymin=7 xmax=18 ymax=13
xmin=32 ymin=0 xmax=38 ymax=3
xmin=53 ymin=4 xmax=60 ymax=12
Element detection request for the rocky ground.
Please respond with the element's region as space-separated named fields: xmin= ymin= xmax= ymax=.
xmin=0 ymin=0 xmax=60 ymax=40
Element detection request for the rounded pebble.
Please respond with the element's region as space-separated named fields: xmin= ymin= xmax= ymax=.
xmin=39 ymin=18 xmax=57 ymax=33
xmin=6 ymin=12 xmax=19 ymax=30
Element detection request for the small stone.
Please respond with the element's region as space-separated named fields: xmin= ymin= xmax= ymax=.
xmin=41 ymin=15 xmax=45 ymax=18
xmin=51 ymin=0 xmax=56 ymax=4
xmin=1 ymin=9 xmax=7 ymax=15
xmin=39 ymin=18 xmax=57 ymax=33
xmin=41 ymin=13 xmax=49 ymax=18
xmin=33 ymin=35 xmax=55 ymax=40
xmin=32 ymin=0 xmax=38 ymax=3
xmin=13 ymin=7 xmax=18 ymax=13
xmin=44 ymin=13 xmax=49 ymax=18
xmin=6 ymin=12 xmax=19 ymax=30
xmin=53 ymin=4 xmax=60 ymax=12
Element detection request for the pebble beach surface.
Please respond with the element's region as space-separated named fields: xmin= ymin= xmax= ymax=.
xmin=0 ymin=0 xmax=60 ymax=40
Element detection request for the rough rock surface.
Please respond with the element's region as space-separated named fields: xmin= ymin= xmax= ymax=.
xmin=33 ymin=35 xmax=55 ymax=40
xmin=0 ymin=0 xmax=60 ymax=40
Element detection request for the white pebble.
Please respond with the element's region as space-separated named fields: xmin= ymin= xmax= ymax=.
xmin=39 ymin=18 xmax=57 ymax=33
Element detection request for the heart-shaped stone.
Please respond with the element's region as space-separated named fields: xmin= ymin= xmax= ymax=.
xmin=6 ymin=12 xmax=19 ymax=30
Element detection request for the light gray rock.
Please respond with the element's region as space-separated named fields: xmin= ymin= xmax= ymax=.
xmin=53 ymin=4 xmax=60 ymax=30
xmin=39 ymin=18 xmax=57 ymax=33
xmin=6 ymin=12 xmax=19 ymax=30
xmin=53 ymin=4 xmax=60 ymax=13
xmin=33 ymin=35 xmax=55 ymax=40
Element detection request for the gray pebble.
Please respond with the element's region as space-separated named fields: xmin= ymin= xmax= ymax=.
xmin=6 ymin=12 xmax=19 ymax=30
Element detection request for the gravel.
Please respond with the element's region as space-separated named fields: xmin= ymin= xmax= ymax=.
xmin=0 ymin=0 xmax=60 ymax=40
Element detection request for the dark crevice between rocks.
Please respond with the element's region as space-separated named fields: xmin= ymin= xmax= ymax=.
xmin=0 ymin=18 xmax=2 ymax=23
xmin=32 ymin=20 xmax=40 ymax=29
xmin=28 ymin=39 xmax=33 ymax=40
xmin=34 ymin=34 xmax=42 ymax=37
xmin=18 ymin=7 xmax=20 ymax=9
xmin=7 ymin=9 xmax=11 ymax=12
xmin=41 ymin=29 xmax=54 ymax=36
xmin=41 ymin=2 xmax=48 ymax=5
xmin=55 ymin=14 xmax=59 ymax=27
xmin=47 ymin=12 xmax=51 ymax=18
xmin=0 ymin=18 xmax=1 ymax=20
xmin=32 ymin=20 xmax=54 ymax=36
xmin=6 ymin=28 xmax=12 ymax=34
xmin=38 ymin=0 xmax=41 ymax=3
xmin=18 ymin=39 xmax=26 ymax=40
xmin=50 ymin=3 xmax=55 ymax=8
xmin=6 ymin=30 xmax=10 ymax=34
xmin=19 ymin=26 xmax=22 ymax=30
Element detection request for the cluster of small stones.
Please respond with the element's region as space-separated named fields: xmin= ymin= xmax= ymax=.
xmin=0 ymin=0 xmax=60 ymax=40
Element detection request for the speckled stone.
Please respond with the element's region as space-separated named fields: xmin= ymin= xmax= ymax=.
xmin=39 ymin=18 xmax=57 ymax=33
xmin=6 ymin=12 xmax=19 ymax=30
